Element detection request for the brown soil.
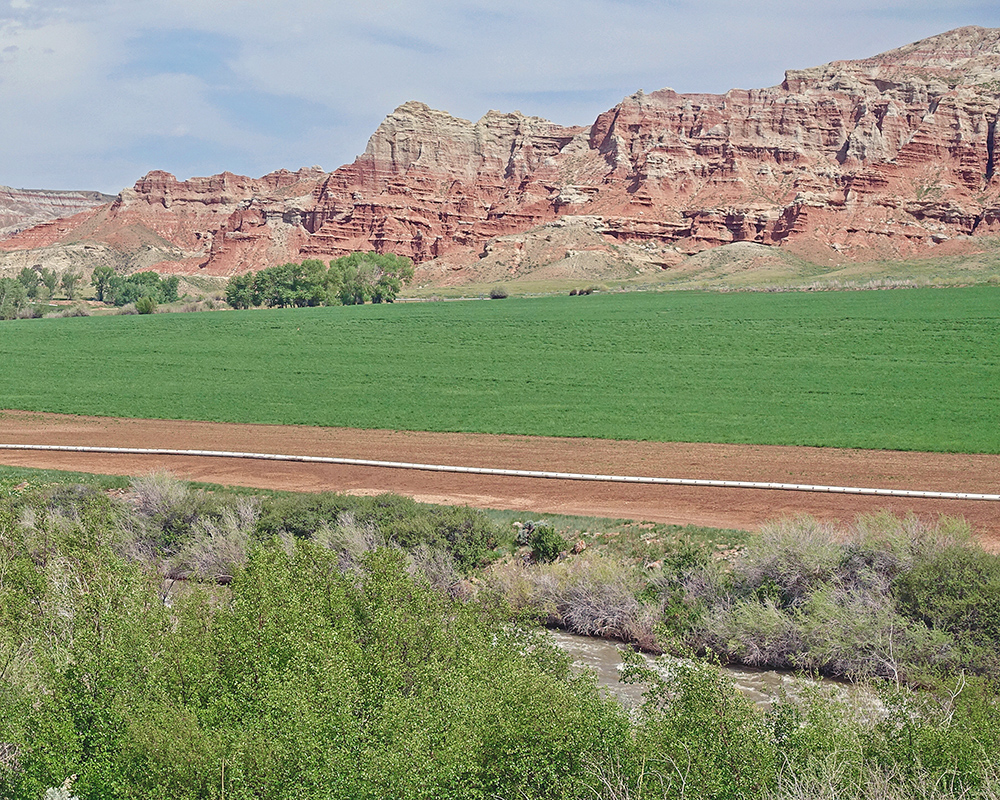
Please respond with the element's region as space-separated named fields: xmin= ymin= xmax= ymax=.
xmin=1 ymin=410 xmax=998 ymax=549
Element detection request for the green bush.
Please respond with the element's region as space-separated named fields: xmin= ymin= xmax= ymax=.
xmin=255 ymin=492 xmax=352 ymax=539
xmin=623 ymin=649 xmax=779 ymax=798
xmin=0 ymin=499 xmax=631 ymax=799
xmin=678 ymin=514 xmax=1000 ymax=681
xmin=134 ymin=295 xmax=157 ymax=314
xmin=895 ymin=542 xmax=1000 ymax=666
xmin=489 ymin=286 xmax=509 ymax=299
xmin=530 ymin=524 xmax=567 ymax=563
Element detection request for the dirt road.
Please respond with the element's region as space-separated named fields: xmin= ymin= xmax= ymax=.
xmin=1 ymin=410 xmax=997 ymax=547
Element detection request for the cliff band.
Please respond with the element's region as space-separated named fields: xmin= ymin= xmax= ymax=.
xmin=3 ymin=26 xmax=1000 ymax=280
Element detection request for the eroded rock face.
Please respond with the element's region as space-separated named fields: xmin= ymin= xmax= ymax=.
xmin=297 ymin=102 xmax=590 ymax=264
xmin=0 ymin=187 xmax=113 ymax=239
xmin=4 ymin=25 xmax=1000 ymax=277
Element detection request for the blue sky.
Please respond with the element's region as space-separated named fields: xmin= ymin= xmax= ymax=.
xmin=2 ymin=0 xmax=999 ymax=194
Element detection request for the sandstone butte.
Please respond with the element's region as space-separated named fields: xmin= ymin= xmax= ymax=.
xmin=4 ymin=25 xmax=1000 ymax=284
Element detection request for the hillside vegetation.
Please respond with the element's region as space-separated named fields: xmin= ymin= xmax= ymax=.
xmin=1 ymin=287 xmax=999 ymax=452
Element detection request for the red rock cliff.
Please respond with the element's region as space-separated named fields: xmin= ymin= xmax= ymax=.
xmin=4 ymin=25 xmax=1000 ymax=275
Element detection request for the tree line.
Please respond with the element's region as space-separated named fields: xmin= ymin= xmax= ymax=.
xmin=225 ymin=253 xmax=415 ymax=309
xmin=90 ymin=266 xmax=180 ymax=307
xmin=0 ymin=268 xmax=84 ymax=319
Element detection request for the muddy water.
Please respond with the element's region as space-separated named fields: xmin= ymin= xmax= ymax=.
xmin=549 ymin=629 xmax=850 ymax=709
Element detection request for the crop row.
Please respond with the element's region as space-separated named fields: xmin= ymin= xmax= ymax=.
xmin=1 ymin=286 xmax=998 ymax=452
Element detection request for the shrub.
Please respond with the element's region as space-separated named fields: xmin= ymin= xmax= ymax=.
xmin=623 ymin=650 xmax=779 ymax=798
xmin=135 ymin=296 xmax=157 ymax=314
xmin=255 ymin=492 xmax=498 ymax=573
xmin=561 ymin=579 xmax=646 ymax=639
xmin=529 ymin=523 xmax=567 ymax=563
xmin=15 ymin=305 xmax=42 ymax=319
xmin=407 ymin=542 xmax=460 ymax=592
xmin=895 ymin=541 xmax=1000 ymax=668
xmin=255 ymin=492 xmax=352 ymax=539
xmin=733 ymin=517 xmax=843 ymax=607
xmin=310 ymin=510 xmax=386 ymax=572
xmin=128 ymin=471 xmax=209 ymax=551
xmin=677 ymin=514 xmax=999 ymax=680
xmin=170 ymin=495 xmax=260 ymax=581
xmin=60 ymin=305 xmax=90 ymax=318
xmin=489 ymin=286 xmax=509 ymax=299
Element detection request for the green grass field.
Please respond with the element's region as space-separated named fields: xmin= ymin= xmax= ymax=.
xmin=1 ymin=286 xmax=998 ymax=453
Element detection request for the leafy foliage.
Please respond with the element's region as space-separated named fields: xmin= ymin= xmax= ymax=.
xmin=60 ymin=271 xmax=82 ymax=300
xmin=134 ymin=295 xmax=156 ymax=314
xmin=39 ymin=268 xmax=58 ymax=298
xmin=0 ymin=485 xmax=629 ymax=800
xmin=528 ymin=523 xmax=567 ymax=563
xmin=88 ymin=268 xmax=179 ymax=307
xmin=0 ymin=277 xmax=30 ymax=320
xmin=895 ymin=541 xmax=1000 ymax=664
xmin=226 ymin=253 xmax=415 ymax=309
xmin=16 ymin=267 xmax=41 ymax=299
xmin=89 ymin=265 xmax=113 ymax=302
xmin=0 ymin=476 xmax=999 ymax=799
xmin=624 ymin=650 xmax=779 ymax=798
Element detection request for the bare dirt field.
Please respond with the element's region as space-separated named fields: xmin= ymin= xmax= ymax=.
xmin=1 ymin=410 xmax=997 ymax=548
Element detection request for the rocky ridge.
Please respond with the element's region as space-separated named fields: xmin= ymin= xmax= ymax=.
xmin=3 ymin=26 xmax=1000 ymax=282
xmin=0 ymin=186 xmax=113 ymax=239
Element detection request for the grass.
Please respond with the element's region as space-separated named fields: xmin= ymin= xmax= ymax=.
xmin=0 ymin=463 xmax=748 ymax=550
xmin=636 ymin=245 xmax=1000 ymax=293
xmin=0 ymin=465 xmax=130 ymax=497
xmin=403 ymin=238 xmax=1000 ymax=298
xmin=1 ymin=286 xmax=999 ymax=452
xmin=481 ymin=507 xmax=748 ymax=561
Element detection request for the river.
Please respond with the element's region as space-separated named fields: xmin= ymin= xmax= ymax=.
xmin=549 ymin=629 xmax=855 ymax=709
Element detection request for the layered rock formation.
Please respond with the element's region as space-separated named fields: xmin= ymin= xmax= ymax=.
xmin=4 ymin=25 xmax=1000 ymax=280
xmin=0 ymin=186 xmax=113 ymax=239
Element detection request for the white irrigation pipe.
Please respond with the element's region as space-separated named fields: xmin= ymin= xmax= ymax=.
xmin=1 ymin=443 xmax=998 ymax=502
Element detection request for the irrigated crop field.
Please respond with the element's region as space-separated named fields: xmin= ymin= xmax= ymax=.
xmin=2 ymin=286 xmax=998 ymax=453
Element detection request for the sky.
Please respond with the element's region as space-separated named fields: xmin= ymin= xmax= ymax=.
xmin=2 ymin=0 xmax=1000 ymax=194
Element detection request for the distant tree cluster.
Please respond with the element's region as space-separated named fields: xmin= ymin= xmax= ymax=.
xmin=91 ymin=266 xmax=180 ymax=307
xmin=0 ymin=267 xmax=86 ymax=319
xmin=0 ymin=277 xmax=29 ymax=320
xmin=15 ymin=266 xmax=84 ymax=301
xmin=225 ymin=253 xmax=415 ymax=309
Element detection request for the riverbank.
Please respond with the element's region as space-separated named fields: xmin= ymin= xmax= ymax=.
xmin=1 ymin=468 xmax=998 ymax=799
